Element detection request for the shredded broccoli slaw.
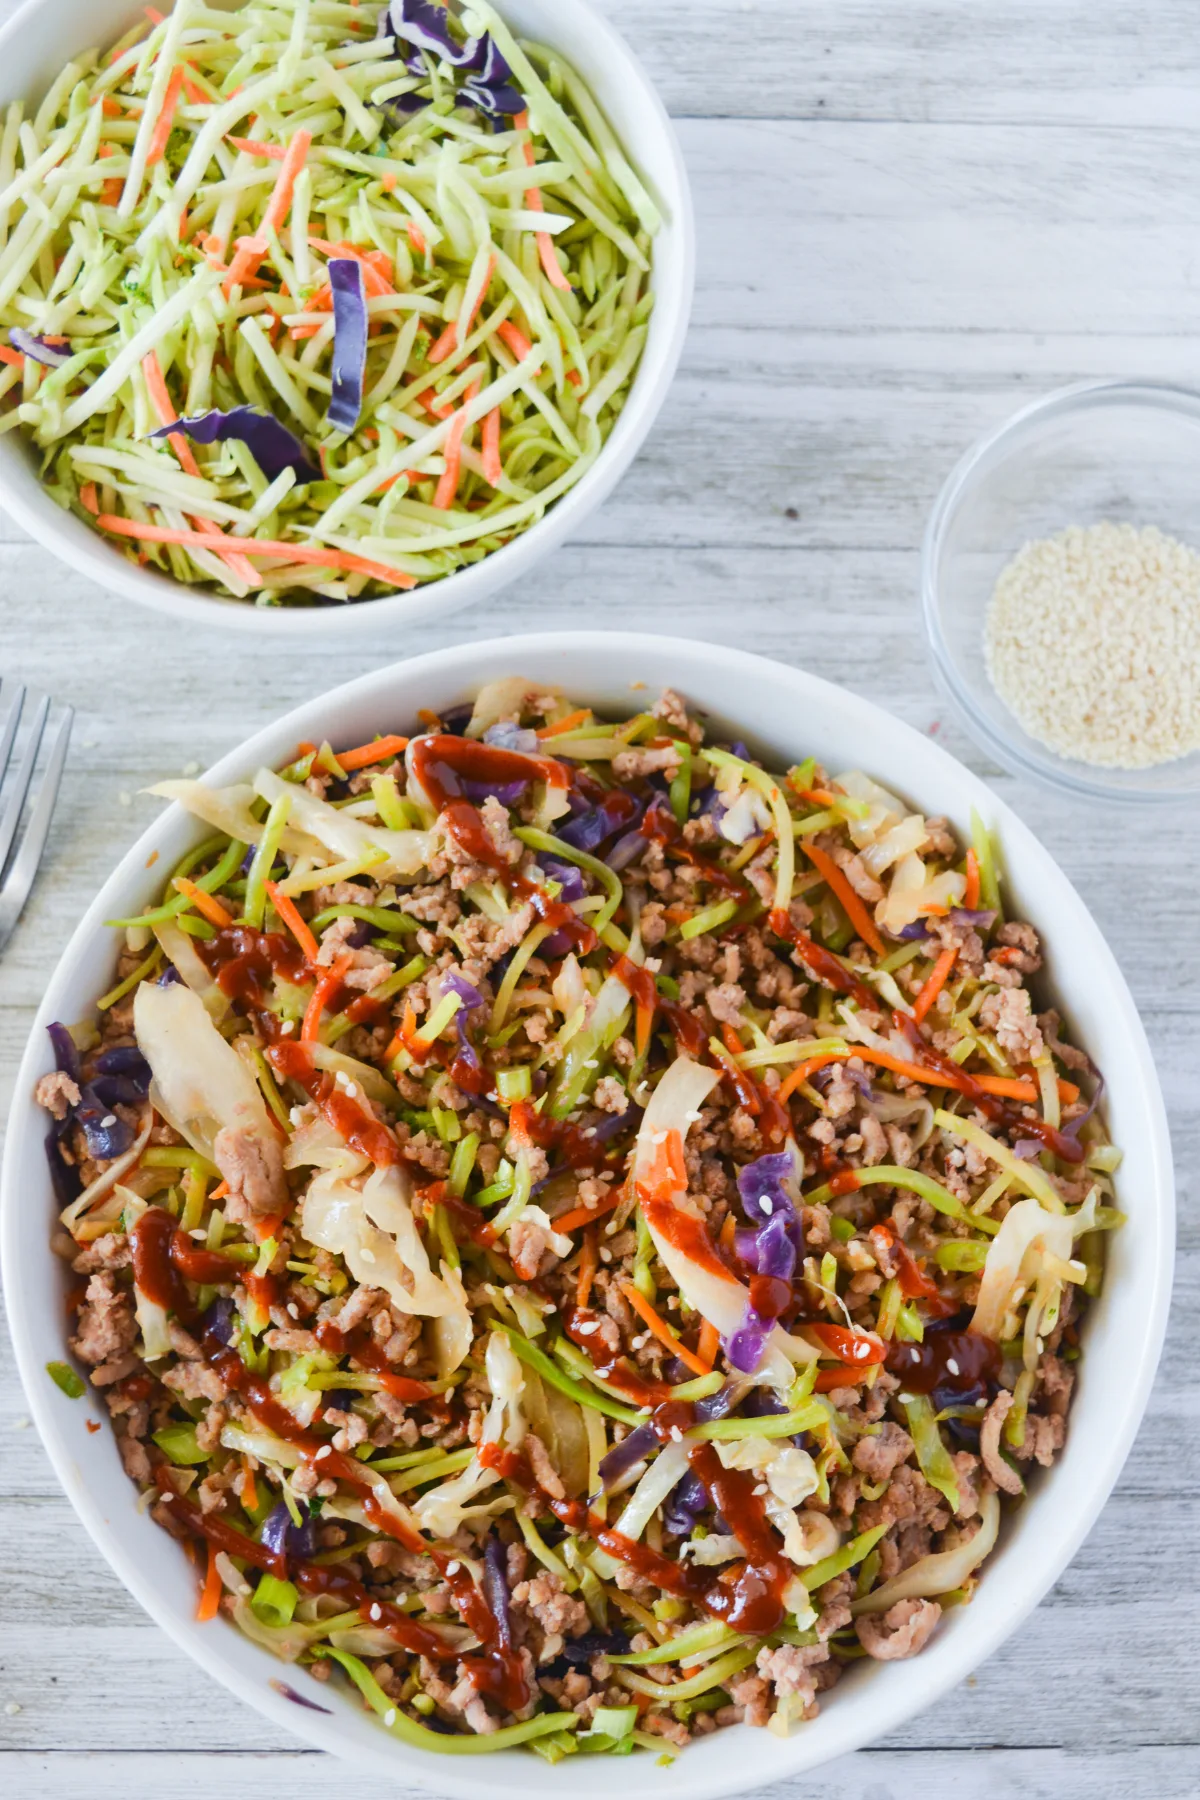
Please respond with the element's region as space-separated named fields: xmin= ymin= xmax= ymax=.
xmin=0 ymin=1 xmax=658 ymax=606
xmin=45 ymin=680 xmax=1122 ymax=1755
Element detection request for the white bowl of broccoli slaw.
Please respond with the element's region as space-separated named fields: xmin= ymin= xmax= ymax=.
xmin=0 ymin=0 xmax=693 ymax=632
xmin=2 ymin=632 xmax=1172 ymax=1791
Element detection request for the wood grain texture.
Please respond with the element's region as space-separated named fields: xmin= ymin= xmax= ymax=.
xmin=0 ymin=1 xmax=1196 ymax=1795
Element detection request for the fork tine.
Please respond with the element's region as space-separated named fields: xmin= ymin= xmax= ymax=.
xmin=0 ymin=689 xmax=47 ymax=879
xmin=0 ymin=680 xmax=26 ymax=798
xmin=0 ymin=705 xmax=73 ymax=955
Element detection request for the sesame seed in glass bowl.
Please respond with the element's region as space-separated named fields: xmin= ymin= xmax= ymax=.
xmin=921 ymin=379 xmax=1200 ymax=804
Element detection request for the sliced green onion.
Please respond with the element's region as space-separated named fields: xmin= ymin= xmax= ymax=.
xmin=320 ymin=1649 xmax=579 ymax=1753
xmin=46 ymin=1360 xmax=85 ymax=1398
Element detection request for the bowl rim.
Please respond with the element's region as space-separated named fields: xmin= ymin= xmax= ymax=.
xmin=921 ymin=375 xmax=1200 ymax=805
xmin=0 ymin=0 xmax=695 ymax=638
xmin=0 ymin=630 xmax=1175 ymax=1792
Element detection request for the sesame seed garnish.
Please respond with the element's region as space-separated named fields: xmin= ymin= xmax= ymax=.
xmin=947 ymin=1358 xmax=960 ymax=1376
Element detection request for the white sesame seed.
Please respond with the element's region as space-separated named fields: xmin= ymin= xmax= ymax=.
xmin=909 ymin=1348 xmax=920 ymax=1362
xmin=760 ymin=1198 xmax=773 ymax=1215
xmin=577 ymin=1320 xmax=598 ymax=1335
xmin=947 ymin=1358 xmax=960 ymax=1377
xmin=384 ymin=1708 xmax=397 ymax=1727
xmin=189 ymin=1228 xmax=207 ymax=1241
xmin=599 ymin=1248 xmax=612 ymax=1263
xmin=370 ymin=1604 xmax=382 ymax=1621
xmin=315 ymin=1446 xmax=331 ymax=1460
xmin=985 ymin=522 xmax=1200 ymax=767
xmin=446 ymin=1560 xmax=460 ymax=1576
xmin=669 ymin=1426 xmax=683 ymax=1442
xmin=360 ymin=1247 xmax=375 ymax=1263
xmin=281 ymin=1019 xmax=296 ymax=1035
xmin=898 ymin=1392 xmax=914 ymax=1404
xmin=287 ymin=1303 xmax=300 ymax=1320
xmin=99 ymin=1114 xmax=117 ymax=1129
xmin=4 ymin=1703 xmax=20 ymax=1716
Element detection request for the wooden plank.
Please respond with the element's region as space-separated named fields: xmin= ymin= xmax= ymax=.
xmin=597 ymin=1 xmax=1200 ymax=126
xmin=2 ymin=1746 xmax=1198 ymax=1800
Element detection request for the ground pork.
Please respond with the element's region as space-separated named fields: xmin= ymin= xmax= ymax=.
xmin=756 ymin=1642 xmax=827 ymax=1713
xmin=978 ymin=987 xmax=1045 ymax=1061
xmin=510 ymin=1571 xmax=589 ymax=1648
xmin=592 ymin=1076 xmax=628 ymax=1115
xmin=612 ymin=745 xmax=682 ymax=781
xmin=856 ymin=1598 xmax=942 ymax=1660
xmin=852 ymin=1421 xmax=914 ymax=1483
xmin=213 ymin=1126 xmax=288 ymax=1217
xmin=705 ymin=981 xmax=747 ymax=1025
xmin=509 ymin=1218 xmax=555 ymax=1280
xmin=1011 ymin=1411 xmax=1066 ymax=1465
xmin=980 ymin=1390 xmax=1024 ymax=1495
xmin=71 ymin=1273 xmax=137 ymax=1367
xmin=857 ymin=1464 xmax=949 ymax=1533
xmin=35 ymin=1071 xmax=81 ymax=1119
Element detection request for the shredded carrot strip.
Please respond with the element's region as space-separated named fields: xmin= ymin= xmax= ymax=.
xmin=228 ymin=136 xmax=286 ymax=159
xmin=146 ymin=63 xmax=184 ymax=167
xmin=963 ymin=848 xmax=981 ymax=911
xmin=381 ymin=170 xmax=397 ymax=194
xmin=912 ymin=943 xmax=958 ymax=1025
xmin=776 ymin=1041 xmax=1078 ymax=1107
xmin=142 ymin=350 xmax=201 ymax=477
xmin=252 ymin=1209 xmax=288 ymax=1243
xmin=407 ymin=219 xmax=427 ymax=256
xmin=776 ymin=1047 xmax=855 ymax=1103
xmin=620 ymin=1281 xmax=711 ymax=1378
xmin=0 ymin=346 xmax=22 ymax=367
xmin=553 ymin=1190 xmax=623 ymax=1235
xmin=210 ymin=1180 xmax=231 ymax=1201
xmin=801 ymin=841 xmax=886 ymax=956
xmin=79 ymin=482 xmax=99 ymax=515
xmin=718 ymin=1215 xmax=737 ymax=1256
xmin=240 ymin=1459 xmax=258 ymax=1512
xmin=181 ymin=67 xmax=209 ymax=105
xmin=94 ymin=515 xmax=419 ymax=589
xmin=426 ymin=320 xmax=458 ymax=365
xmin=222 ymin=232 xmax=269 ymax=298
xmin=514 ymin=111 xmax=572 ymax=292
xmin=264 ymin=129 xmax=311 ymax=233
xmin=264 ymin=880 xmax=319 ymax=964
xmin=196 ymin=1541 xmax=222 ymax=1622
xmin=334 ymin=734 xmax=410 ymax=771
xmin=481 ymin=407 xmax=503 ymax=487
xmin=697 ymin=1320 xmax=720 ymax=1369
xmin=537 ymin=709 xmax=590 ymax=739
xmin=173 ymin=876 xmax=233 ymax=929
xmin=497 ymin=319 xmax=534 ymax=361
xmin=433 ymin=379 xmax=480 ymax=510
xmin=98 ymin=144 xmax=123 ymax=206
xmin=302 ymin=953 xmax=353 ymax=1042
xmin=576 ymin=1227 xmax=598 ymax=1308
xmin=145 ymin=6 xmax=165 ymax=22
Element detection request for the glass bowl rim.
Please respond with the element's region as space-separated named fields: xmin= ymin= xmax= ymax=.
xmin=920 ymin=376 xmax=1200 ymax=806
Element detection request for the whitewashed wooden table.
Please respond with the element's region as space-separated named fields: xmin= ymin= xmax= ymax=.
xmin=1 ymin=3 xmax=1197 ymax=1795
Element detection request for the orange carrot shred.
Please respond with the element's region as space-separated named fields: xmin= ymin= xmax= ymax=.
xmin=146 ymin=63 xmax=184 ymax=167
xmin=481 ymin=407 xmax=503 ymax=487
xmin=334 ymin=734 xmax=410 ymax=771
xmin=912 ymin=943 xmax=958 ymax=1025
xmin=433 ymin=379 xmax=480 ymax=510
xmin=697 ymin=1320 xmax=720 ymax=1369
xmin=196 ymin=1542 xmax=222 ymax=1623
xmin=94 ymin=515 xmax=418 ymax=590
xmin=551 ymin=1190 xmax=623 ymax=1235
xmin=228 ymin=136 xmax=286 ymax=160
xmin=801 ymin=841 xmax=886 ymax=956
xmin=0 ymin=346 xmax=22 ymax=367
xmin=620 ymin=1281 xmax=711 ymax=1378
xmin=264 ymin=880 xmax=319 ymax=964
xmin=302 ymin=953 xmax=353 ymax=1042
xmin=513 ymin=110 xmax=572 ymax=292
xmin=536 ymin=709 xmax=590 ymax=739
xmin=173 ymin=877 xmax=233 ymax=929
xmin=576 ymin=1227 xmax=598 ymax=1308
xmin=79 ymin=482 xmax=99 ymax=515
xmin=210 ymin=1180 xmax=231 ymax=1200
xmin=963 ymin=848 xmax=981 ymax=911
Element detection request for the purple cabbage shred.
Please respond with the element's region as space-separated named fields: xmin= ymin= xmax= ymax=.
xmin=326 ymin=258 xmax=368 ymax=435
xmin=484 ymin=721 xmax=540 ymax=754
xmin=260 ymin=1499 xmax=316 ymax=1561
xmin=148 ymin=406 xmax=319 ymax=482
xmin=10 ymin=327 xmax=71 ymax=366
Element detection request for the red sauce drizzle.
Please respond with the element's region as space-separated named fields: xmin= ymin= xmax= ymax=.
xmin=483 ymin=1443 xmax=792 ymax=1637
xmin=313 ymin=1317 xmax=435 ymax=1402
xmin=564 ymin=1305 xmax=670 ymax=1407
xmin=639 ymin=1192 xmax=735 ymax=1286
xmin=200 ymin=926 xmax=311 ymax=1035
xmin=411 ymin=736 xmax=593 ymax=952
xmin=890 ymin=1012 xmax=1083 ymax=1164
xmin=268 ymin=1039 xmax=399 ymax=1166
xmin=768 ymin=909 xmax=877 ymax=1008
xmin=885 ymin=1325 xmax=1000 ymax=1400
xmin=640 ymin=804 xmax=748 ymax=899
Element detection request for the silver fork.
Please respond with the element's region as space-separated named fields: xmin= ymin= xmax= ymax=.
xmin=0 ymin=682 xmax=74 ymax=955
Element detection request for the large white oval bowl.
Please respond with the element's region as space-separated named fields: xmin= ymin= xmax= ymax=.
xmin=1 ymin=633 xmax=1173 ymax=1794
xmin=0 ymin=0 xmax=693 ymax=638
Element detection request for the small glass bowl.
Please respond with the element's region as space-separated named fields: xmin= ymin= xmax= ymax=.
xmin=921 ymin=379 xmax=1200 ymax=803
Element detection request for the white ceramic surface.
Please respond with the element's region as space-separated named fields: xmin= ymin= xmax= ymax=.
xmin=0 ymin=0 xmax=693 ymax=638
xmin=1 ymin=633 xmax=1173 ymax=1796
